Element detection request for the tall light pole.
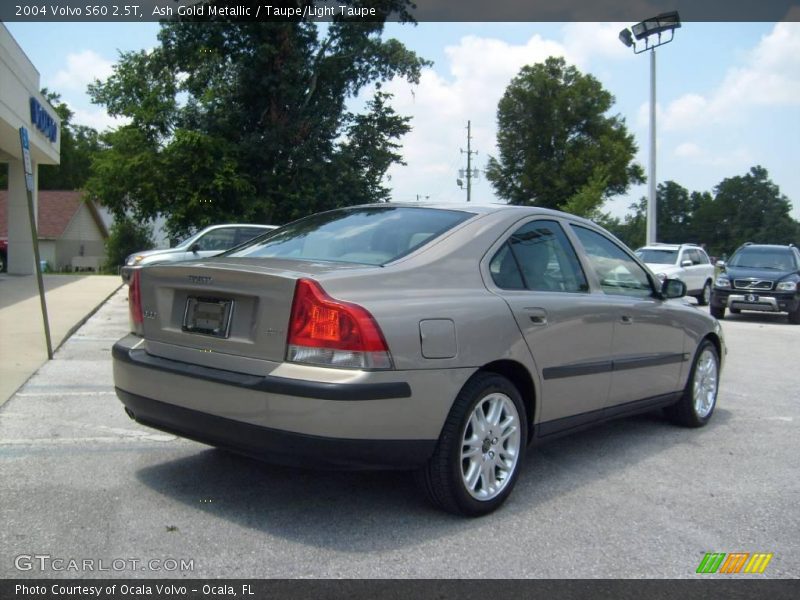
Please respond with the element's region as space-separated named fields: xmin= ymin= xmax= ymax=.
xmin=619 ymin=11 xmax=681 ymax=246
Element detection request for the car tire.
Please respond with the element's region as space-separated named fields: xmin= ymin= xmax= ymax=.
xmin=729 ymin=307 xmax=741 ymax=315
xmin=710 ymin=305 xmax=725 ymax=319
xmin=416 ymin=372 xmax=527 ymax=517
xmin=0 ymin=251 xmax=6 ymax=273
xmin=665 ymin=339 xmax=720 ymax=428
xmin=788 ymin=306 xmax=800 ymax=325
xmin=695 ymin=281 xmax=712 ymax=306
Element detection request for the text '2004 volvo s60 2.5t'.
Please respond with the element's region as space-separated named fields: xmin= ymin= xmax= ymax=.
xmin=113 ymin=204 xmax=725 ymax=516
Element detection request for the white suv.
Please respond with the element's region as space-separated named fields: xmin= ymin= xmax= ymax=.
xmin=635 ymin=244 xmax=715 ymax=305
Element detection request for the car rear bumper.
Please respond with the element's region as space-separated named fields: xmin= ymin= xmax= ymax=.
xmin=111 ymin=334 xmax=461 ymax=469
xmin=712 ymin=289 xmax=799 ymax=313
xmin=117 ymin=387 xmax=435 ymax=470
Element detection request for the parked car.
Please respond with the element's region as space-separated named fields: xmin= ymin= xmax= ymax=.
xmin=113 ymin=204 xmax=724 ymax=516
xmin=635 ymin=243 xmax=715 ymax=306
xmin=711 ymin=243 xmax=800 ymax=324
xmin=121 ymin=223 xmax=276 ymax=283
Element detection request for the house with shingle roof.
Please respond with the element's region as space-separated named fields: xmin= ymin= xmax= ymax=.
xmin=0 ymin=190 xmax=109 ymax=271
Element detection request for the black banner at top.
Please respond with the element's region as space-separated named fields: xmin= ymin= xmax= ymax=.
xmin=1 ymin=0 xmax=799 ymax=23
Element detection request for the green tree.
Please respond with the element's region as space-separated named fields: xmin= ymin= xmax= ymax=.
xmin=602 ymin=197 xmax=646 ymax=249
xmin=486 ymin=56 xmax=644 ymax=212
xmin=38 ymin=90 xmax=101 ymax=190
xmin=612 ymin=168 xmax=799 ymax=257
xmin=104 ymin=217 xmax=154 ymax=271
xmin=86 ymin=9 xmax=428 ymax=238
xmin=709 ymin=166 xmax=798 ymax=253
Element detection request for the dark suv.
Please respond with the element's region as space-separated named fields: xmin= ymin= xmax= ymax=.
xmin=711 ymin=243 xmax=800 ymax=324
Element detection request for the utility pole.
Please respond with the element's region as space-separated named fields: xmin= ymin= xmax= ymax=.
xmin=460 ymin=120 xmax=478 ymax=202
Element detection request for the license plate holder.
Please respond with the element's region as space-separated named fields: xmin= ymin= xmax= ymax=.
xmin=182 ymin=297 xmax=234 ymax=338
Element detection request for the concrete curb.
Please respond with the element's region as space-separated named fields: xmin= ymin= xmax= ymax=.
xmin=53 ymin=283 xmax=124 ymax=354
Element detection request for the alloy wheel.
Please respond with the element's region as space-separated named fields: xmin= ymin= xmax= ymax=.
xmin=693 ymin=348 xmax=718 ymax=418
xmin=460 ymin=392 xmax=521 ymax=501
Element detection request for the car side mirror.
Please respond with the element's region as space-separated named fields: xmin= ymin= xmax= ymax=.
xmin=661 ymin=278 xmax=686 ymax=299
xmin=716 ymin=260 xmax=726 ymax=269
xmin=681 ymin=260 xmax=693 ymax=267
xmin=190 ymin=243 xmax=200 ymax=254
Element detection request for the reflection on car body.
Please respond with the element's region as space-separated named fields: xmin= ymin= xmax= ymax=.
xmin=113 ymin=204 xmax=724 ymax=516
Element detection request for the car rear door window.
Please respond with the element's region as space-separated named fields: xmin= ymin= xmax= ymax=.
xmin=572 ymin=226 xmax=654 ymax=298
xmin=195 ymin=228 xmax=237 ymax=251
xmin=235 ymin=227 xmax=269 ymax=245
xmin=491 ymin=220 xmax=588 ymax=292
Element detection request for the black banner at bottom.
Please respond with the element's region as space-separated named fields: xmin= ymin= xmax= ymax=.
xmin=2 ymin=579 xmax=799 ymax=600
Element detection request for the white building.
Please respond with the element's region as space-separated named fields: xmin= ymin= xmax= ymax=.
xmin=0 ymin=23 xmax=61 ymax=274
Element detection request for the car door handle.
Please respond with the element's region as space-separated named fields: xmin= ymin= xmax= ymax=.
xmin=620 ymin=314 xmax=633 ymax=324
xmin=524 ymin=308 xmax=548 ymax=325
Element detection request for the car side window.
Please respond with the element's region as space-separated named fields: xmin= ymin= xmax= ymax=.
xmin=195 ymin=228 xmax=236 ymax=251
xmin=235 ymin=227 xmax=268 ymax=245
xmin=491 ymin=220 xmax=588 ymax=292
xmin=684 ymin=249 xmax=698 ymax=265
xmin=571 ymin=226 xmax=654 ymax=298
xmin=695 ymin=249 xmax=710 ymax=265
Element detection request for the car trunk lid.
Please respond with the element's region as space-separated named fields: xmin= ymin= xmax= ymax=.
xmin=136 ymin=258 xmax=367 ymax=364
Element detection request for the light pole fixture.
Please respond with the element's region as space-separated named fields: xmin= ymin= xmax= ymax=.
xmin=619 ymin=11 xmax=681 ymax=246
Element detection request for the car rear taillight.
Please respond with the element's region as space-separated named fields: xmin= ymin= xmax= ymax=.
xmin=128 ymin=269 xmax=144 ymax=332
xmin=287 ymin=279 xmax=392 ymax=369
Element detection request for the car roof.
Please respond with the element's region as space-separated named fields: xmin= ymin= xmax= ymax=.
xmin=637 ymin=243 xmax=702 ymax=251
xmin=348 ymin=202 xmax=601 ymax=226
xmin=736 ymin=244 xmax=795 ymax=251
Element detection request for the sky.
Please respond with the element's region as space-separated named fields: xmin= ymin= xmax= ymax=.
xmin=5 ymin=20 xmax=800 ymax=221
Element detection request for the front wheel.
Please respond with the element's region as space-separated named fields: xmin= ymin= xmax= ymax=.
xmin=665 ymin=339 xmax=720 ymax=428
xmin=417 ymin=372 xmax=527 ymax=516
xmin=788 ymin=305 xmax=800 ymax=325
xmin=710 ymin=304 xmax=725 ymax=320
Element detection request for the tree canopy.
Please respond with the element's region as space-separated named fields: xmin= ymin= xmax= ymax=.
xmin=86 ymin=8 xmax=428 ymax=237
xmin=606 ymin=167 xmax=799 ymax=256
xmin=486 ymin=56 xmax=644 ymax=214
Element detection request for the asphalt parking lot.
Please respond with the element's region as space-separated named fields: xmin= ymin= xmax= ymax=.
xmin=1 ymin=291 xmax=798 ymax=579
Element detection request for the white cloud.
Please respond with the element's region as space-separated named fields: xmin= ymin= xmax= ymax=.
xmin=672 ymin=142 xmax=753 ymax=169
xmin=561 ymin=22 xmax=633 ymax=67
xmin=382 ymin=34 xmax=569 ymax=202
xmin=660 ymin=22 xmax=800 ymax=131
xmin=674 ymin=142 xmax=701 ymax=159
xmin=51 ymin=50 xmax=115 ymax=92
xmin=69 ymin=104 xmax=129 ymax=132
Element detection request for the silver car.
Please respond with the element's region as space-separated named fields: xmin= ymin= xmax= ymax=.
xmin=125 ymin=224 xmax=277 ymax=267
xmin=113 ymin=204 xmax=724 ymax=516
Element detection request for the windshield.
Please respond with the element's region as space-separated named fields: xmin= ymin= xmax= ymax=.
xmin=635 ymin=249 xmax=678 ymax=265
xmin=729 ymin=248 xmax=797 ymax=271
xmin=174 ymin=229 xmax=204 ymax=249
xmin=227 ymin=206 xmax=474 ymax=265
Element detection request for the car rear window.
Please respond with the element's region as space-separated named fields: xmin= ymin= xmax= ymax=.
xmin=226 ymin=206 xmax=474 ymax=265
xmin=635 ymin=248 xmax=678 ymax=264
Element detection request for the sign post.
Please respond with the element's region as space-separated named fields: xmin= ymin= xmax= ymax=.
xmin=19 ymin=127 xmax=53 ymax=360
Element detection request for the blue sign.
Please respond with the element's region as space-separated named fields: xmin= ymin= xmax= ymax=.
xmin=19 ymin=127 xmax=34 ymax=192
xmin=29 ymin=97 xmax=58 ymax=143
